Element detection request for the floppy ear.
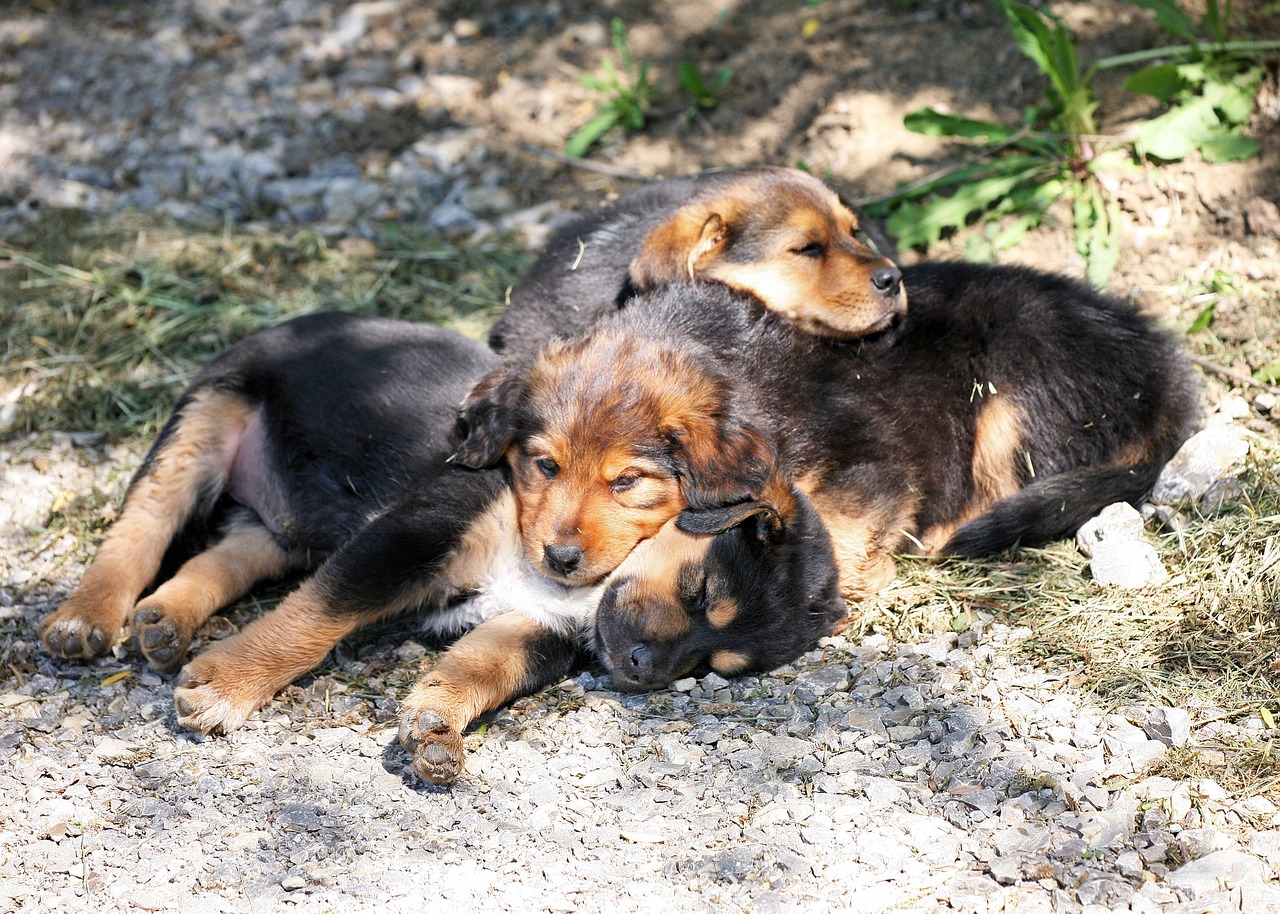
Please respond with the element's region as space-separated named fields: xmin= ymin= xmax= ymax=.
xmin=453 ymin=362 xmax=527 ymax=468
xmin=666 ymin=411 xmax=779 ymax=510
xmin=677 ymin=501 xmax=785 ymax=543
xmin=630 ymin=207 xmax=730 ymax=289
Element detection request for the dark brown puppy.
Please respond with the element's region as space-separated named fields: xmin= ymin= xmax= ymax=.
xmin=487 ymin=166 xmax=905 ymax=358
xmin=38 ymin=312 xmax=831 ymax=783
xmin=476 ymin=262 xmax=1201 ymax=616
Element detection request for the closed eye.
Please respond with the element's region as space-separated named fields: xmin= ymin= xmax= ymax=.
xmin=792 ymin=241 xmax=825 ymax=258
xmin=610 ymin=474 xmax=641 ymax=493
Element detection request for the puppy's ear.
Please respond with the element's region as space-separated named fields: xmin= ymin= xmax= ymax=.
xmin=453 ymin=362 xmax=527 ymax=468
xmin=667 ymin=411 xmax=780 ymax=511
xmin=677 ymin=500 xmax=785 ymax=543
xmin=630 ymin=207 xmax=730 ymax=289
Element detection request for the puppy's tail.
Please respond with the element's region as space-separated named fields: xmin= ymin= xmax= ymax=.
xmin=940 ymin=454 xmax=1170 ymax=558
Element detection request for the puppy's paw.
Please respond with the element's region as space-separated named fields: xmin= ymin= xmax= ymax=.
xmin=131 ymin=603 xmax=193 ymax=673
xmin=39 ymin=601 xmax=121 ymax=660
xmin=173 ymin=656 xmax=269 ymax=735
xmin=398 ymin=707 xmax=466 ymax=785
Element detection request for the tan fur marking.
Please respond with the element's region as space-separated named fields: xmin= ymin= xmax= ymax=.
xmin=916 ymin=397 xmax=1028 ymax=554
xmin=706 ymin=596 xmax=739 ymax=630
xmin=433 ymin=490 xmax=520 ymax=597
xmin=806 ymin=491 xmax=917 ymax=601
xmin=971 ymin=397 xmax=1027 ymax=509
xmin=609 ymin=524 xmax=711 ymax=641
xmin=709 ymin=650 xmax=750 ymax=677
xmin=41 ymin=390 xmax=256 ymax=655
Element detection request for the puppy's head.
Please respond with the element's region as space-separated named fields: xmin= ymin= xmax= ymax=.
xmin=455 ymin=330 xmax=779 ymax=586
xmin=630 ymin=167 xmax=907 ymax=339
xmin=594 ymin=480 xmax=847 ymax=692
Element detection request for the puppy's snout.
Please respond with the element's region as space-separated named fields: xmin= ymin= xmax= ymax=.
xmin=871 ymin=264 xmax=902 ymax=300
xmin=544 ymin=542 xmax=585 ymax=577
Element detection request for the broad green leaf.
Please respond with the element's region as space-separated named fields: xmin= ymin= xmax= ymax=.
xmin=903 ymin=108 xmax=1016 ymax=142
xmin=1073 ymin=182 xmax=1119 ymax=290
xmin=1215 ymin=68 xmax=1263 ymax=124
xmin=1135 ymin=95 xmax=1220 ymax=160
xmin=1124 ymin=64 xmax=1186 ymax=101
xmin=887 ymin=159 xmax=1048 ymax=248
xmin=1199 ymin=130 xmax=1259 ymax=163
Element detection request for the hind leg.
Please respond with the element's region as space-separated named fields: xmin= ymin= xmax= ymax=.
xmin=39 ymin=390 xmax=255 ymax=660
xmin=131 ymin=510 xmax=300 ymax=672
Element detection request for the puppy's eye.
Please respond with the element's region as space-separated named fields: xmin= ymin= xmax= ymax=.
xmin=610 ymin=474 xmax=641 ymax=493
xmin=536 ymin=457 xmax=560 ymax=479
xmin=792 ymin=241 xmax=825 ymax=258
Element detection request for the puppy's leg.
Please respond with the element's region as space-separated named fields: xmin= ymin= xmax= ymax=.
xmin=399 ymin=612 xmax=582 ymax=785
xmin=173 ymin=576 xmax=383 ymax=734
xmin=40 ymin=390 xmax=253 ymax=660
xmin=131 ymin=510 xmax=300 ymax=672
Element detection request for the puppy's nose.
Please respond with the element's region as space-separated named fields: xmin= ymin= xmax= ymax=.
xmin=544 ymin=542 xmax=585 ymax=577
xmin=628 ymin=643 xmax=654 ymax=678
xmin=871 ymin=264 xmax=902 ymax=298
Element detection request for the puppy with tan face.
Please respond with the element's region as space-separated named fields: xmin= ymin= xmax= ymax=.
xmin=453 ymin=329 xmax=777 ymax=586
xmin=487 ymin=166 xmax=906 ymax=359
xmin=630 ymin=168 xmax=904 ymax=337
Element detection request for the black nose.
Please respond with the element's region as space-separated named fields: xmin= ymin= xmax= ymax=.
xmin=544 ymin=543 xmax=584 ymax=577
xmin=629 ymin=643 xmax=654 ymax=678
xmin=871 ymin=265 xmax=902 ymax=298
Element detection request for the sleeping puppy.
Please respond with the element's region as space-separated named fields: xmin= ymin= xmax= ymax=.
xmin=475 ymin=262 xmax=1201 ymax=606
xmin=595 ymin=480 xmax=848 ymax=693
xmin=38 ymin=312 xmax=816 ymax=784
xmin=487 ymin=166 xmax=905 ymax=358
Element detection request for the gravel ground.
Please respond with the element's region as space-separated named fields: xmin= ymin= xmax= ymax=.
xmin=3 ymin=2 xmax=1280 ymax=912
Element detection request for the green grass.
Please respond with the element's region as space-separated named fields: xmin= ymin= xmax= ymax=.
xmin=1 ymin=210 xmax=533 ymax=441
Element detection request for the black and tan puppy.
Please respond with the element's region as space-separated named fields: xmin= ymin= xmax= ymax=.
xmin=487 ymin=166 xmax=905 ymax=357
xmin=474 ymin=262 xmax=1200 ymax=609
xmin=38 ymin=312 xmax=831 ymax=783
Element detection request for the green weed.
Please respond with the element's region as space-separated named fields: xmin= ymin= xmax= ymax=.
xmin=871 ymin=0 xmax=1279 ymax=289
xmin=565 ymin=19 xmax=657 ymax=158
xmin=677 ymin=59 xmax=733 ymax=121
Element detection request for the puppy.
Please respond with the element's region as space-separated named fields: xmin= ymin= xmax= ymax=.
xmin=595 ymin=476 xmax=848 ymax=693
xmin=454 ymin=324 xmax=779 ymax=584
xmin=38 ymin=312 xmax=812 ymax=783
xmin=482 ymin=263 xmax=1201 ymax=606
xmin=487 ymin=166 xmax=905 ymax=358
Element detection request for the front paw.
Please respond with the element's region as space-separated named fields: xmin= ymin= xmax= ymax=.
xmin=173 ymin=655 xmax=268 ymax=735
xmin=131 ymin=604 xmax=194 ymax=673
xmin=39 ymin=604 xmax=119 ymax=660
xmin=398 ymin=708 xmax=466 ymax=785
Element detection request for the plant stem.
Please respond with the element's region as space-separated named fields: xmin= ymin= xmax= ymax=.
xmin=1094 ymin=39 xmax=1280 ymax=71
